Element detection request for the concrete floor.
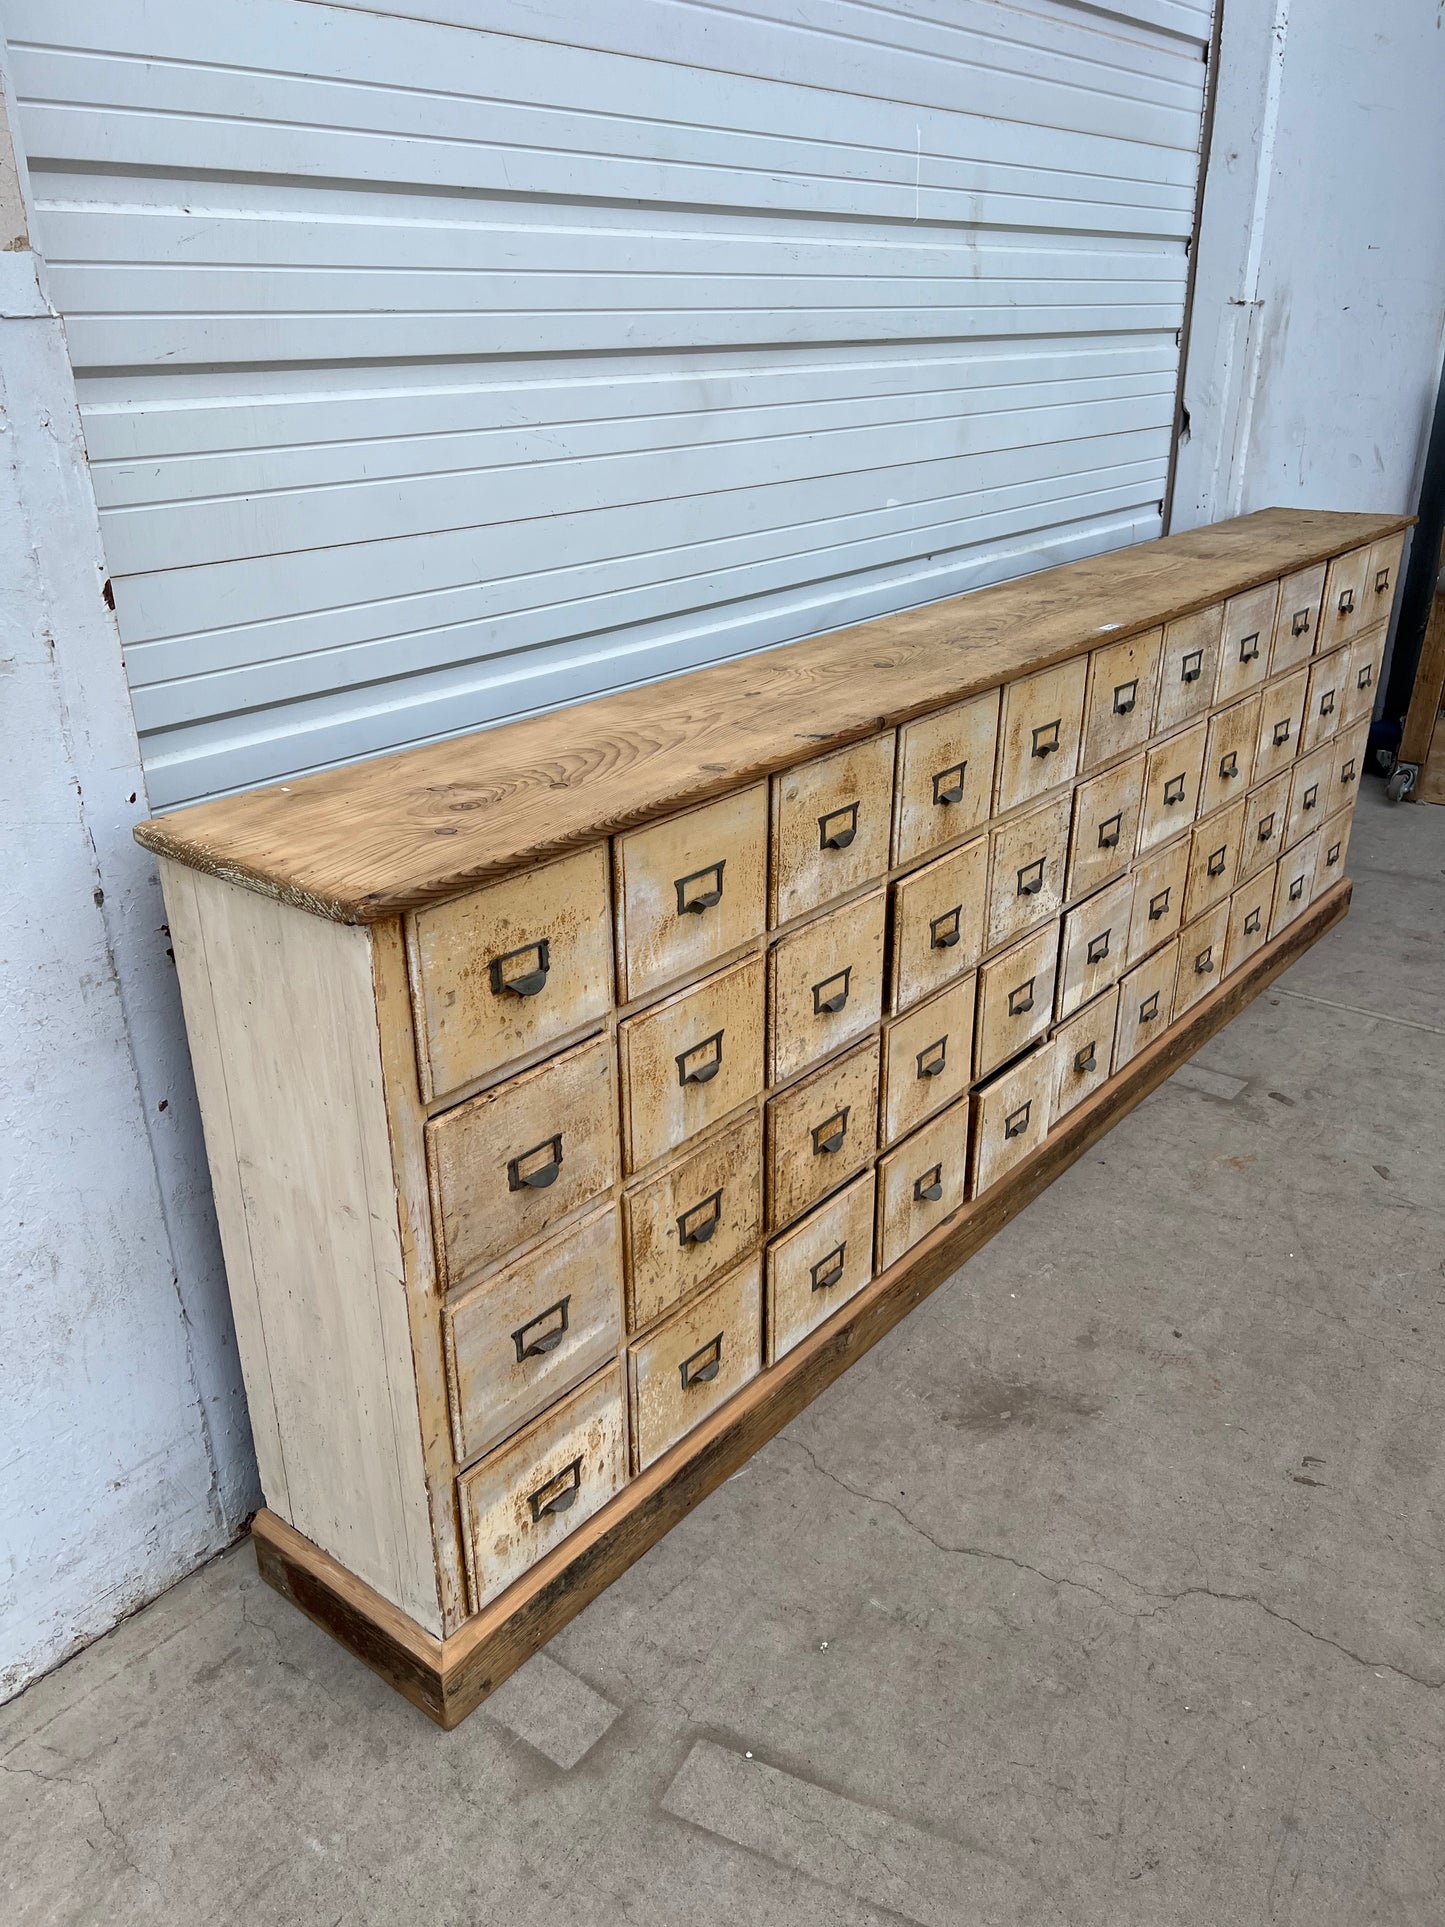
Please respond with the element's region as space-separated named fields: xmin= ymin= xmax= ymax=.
xmin=4 ymin=779 xmax=1442 ymax=1927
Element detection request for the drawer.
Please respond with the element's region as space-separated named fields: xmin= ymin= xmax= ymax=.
xmin=765 ymin=1036 xmax=879 ymax=1231
xmin=765 ymin=1170 xmax=876 ymax=1366
xmin=1113 ymin=939 xmax=1179 ymax=1071
xmin=1172 ymin=901 xmax=1231 ymax=1021
xmin=1224 ymin=869 xmax=1275 ymax=976
xmin=1067 ymin=752 xmax=1145 ymax=901
xmin=876 ymin=1097 xmax=970 ymax=1270
xmin=1182 ymin=795 xmax=1246 ymax=924
xmin=1156 ymin=604 xmax=1223 ymax=734
xmin=1313 ymin=807 xmax=1354 ymax=898
xmin=622 ymin=1107 xmax=763 ymax=1333
xmin=1318 ymin=544 xmax=1373 ymax=652
xmin=627 ymin=1255 xmax=762 ymax=1472
xmin=427 ymin=1032 xmax=617 ymax=1288
xmin=1300 ymin=645 xmax=1349 ymax=754
xmin=1138 ymin=721 xmax=1207 ymax=854
xmin=970 ymin=1046 xmax=1052 ymax=1196
xmin=618 ymin=952 xmax=765 ymax=1173
xmin=1081 ymin=628 xmax=1162 ymax=774
xmin=881 ymin=976 xmax=975 ymax=1146
xmin=768 ymin=889 xmax=886 ymax=1085
xmin=1215 ymin=581 xmax=1278 ymax=704
xmin=1126 ymin=836 xmax=1189 ymax=967
xmin=1270 ymin=563 xmax=1326 ymax=672
xmin=1283 ymin=743 xmax=1335 ymax=852
xmin=1199 ymin=693 xmax=1261 ymax=819
xmin=1051 ymin=987 xmax=1118 ymax=1123
xmin=995 ymin=657 xmax=1088 ymax=814
xmin=1253 ymin=667 xmax=1309 ymax=783
xmin=770 ymin=733 xmax=896 ymax=925
xmin=1326 ymin=720 xmax=1370 ymax=816
xmin=889 ymin=833 xmax=988 ymax=1014
xmin=444 ymin=1204 xmax=625 ymax=1466
xmin=1365 ymin=531 xmax=1406 ymax=626
xmin=613 ymin=785 xmax=767 ymax=1003
xmin=893 ymin=689 xmax=1000 ymax=864
xmin=975 ymin=919 xmax=1059 ymax=1079
xmin=1056 ymin=874 xmax=1133 ymax=1022
xmin=1238 ymin=771 xmax=1291 ymax=885
xmin=459 ymin=1362 xmax=627 ymax=1612
xmin=1341 ymin=622 xmax=1387 ymax=727
xmin=985 ymin=790 xmax=1072 ymax=953
xmin=407 ymin=846 xmax=613 ymax=1103
xmin=1270 ymin=829 xmax=1321 ymax=938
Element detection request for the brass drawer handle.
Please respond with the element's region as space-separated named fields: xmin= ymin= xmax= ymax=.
xmin=489 ymin=937 xmax=550 ymax=999
xmin=1113 ymin=679 xmax=1138 ymax=716
xmin=528 ymin=1456 xmax=583 ymax=1523
xmin=1338 ymin=587 xmax=1355 ymax=615
xmin=930 ymin=904 xmax=963 ymax=950
xmin=675 ymin=859 xmax=725 ymax=915
xmin=1086 ymin=930 xmax=1111 ymax=965
xmin=1163 ymin=773 xmax=1187 ymax=806
xmin=1180 ymin=648 xmax=1204 ymax=684
xmin=913 ymin=1163 xmax=944 ymax=1203
xmin=1007 ymin=977 xmax=1035 ymax=1017
xmin=1341 ymin=757 xmax=1357 ymax=784
xmin=676 ymin=1029 xmax=724 ymax=1087
xmin=1258 ymin=811 xmax=1275 ymax=840
xmin=1074 ymin=1041 xmax=1097 ymax=1074
xmin=1097 ymin=812 xmax=1122 ymax=850
xmin=1003 ymin=1100 xmax=1032 ymax=1139
xmin=1289 ymin=874 xmax=1305 ymax=902
xmin=1244 ymin=907 xmax=1262 ymax=935
xmin=1138 ymin=990 xmax=1160 ymax=1023
xmin=1320 ymin=689 xmax=1336 ymax=717
xmin=810 ymin=1243 xmax=847 ymax=1292
xmin=1148 ymin=886 xmax=1171 ymax=921
xmin=1016 ymin=857 xmax=1045 ymax=897
xmin=932 ymin=761 xmax=967 ymax=806
xmin=812 ymin=967 xmax=852 ymax=1016
xmin=1272 ymin=718 xmax=1292 ymax=747
xmin=513 ymin=1295 xmax=571 ymax=1362
xmin=680 ymin=1334 xmax=723 ymax=1389
xmin=507 ymin=1133 xmax=563 ymax=1192
xmin=1357 ymin=664 xmax=1373 ymax=691
xmin=1194 ymin=946 xmax=1215 ymax=975
xmin=1292 ymin=607 xmax=1311 ymax=637
xmin=1238 ymin=631 xmax=1260 ymax=663
xmin=811 ymin=1107 xmax=850 ymax=1155
xmin=1031 ymin=718 xmax=1062 ymax=758
xmin=818 ymin=802 xmax=859 ymax=851
xmin=1375 ymin=567 xmax=1390 ymax=594
xmin=1219 ymin=750 xmax=1239 ymax=780
xmin=677 ymin=1188 xmax=723 ymax=1247
xmin=916 ymin=1036 xmax=948 ymax=1079
xmin=1302 ymin=783 xmax=1319 ymax=811
xmin=1206 ymin=845 xmax=1227 ymax=878
xmin=1326 ymin=839 xmax=1342 ymax=866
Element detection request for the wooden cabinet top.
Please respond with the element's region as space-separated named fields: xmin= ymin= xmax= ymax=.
xmin=134 ymin=507 xmax=1410 ymax=923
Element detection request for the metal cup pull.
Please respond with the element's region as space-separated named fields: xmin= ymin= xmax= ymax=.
xmin=932 ymin=761 xmax=967 ymax=807
xmin=1074 ymin=1041 xmax=1097 ymax=1075
xmin=1007 ymin=976 xmax=1036 ymax=1017
xmin=1272 ymin=718 xmax=1292 ymax=747
xmin=1326 ymin=839 xmax=1342 ymax=867
xmin=1139 ymin=990 xmax=1161 ymax=1024
xmin=1339 ymin=587 xmax=1355 ymax=615
xmin=1206 ymin=845 xmax=1227 ymax=878
xmin=489 ymin=936 xmax=550 ymax=999
xmin=1097 ymin=812 xmax=1123 ymax=850
xmin=810 ymin=1243 xmax=847 ymax=1292
xmin=1031 ymin=718 xmax=1062 ymax=758
xmin=513 ymin=1295 xmax=571 ymax=1362
xmin=812 ymin=967 xmax=852 ymax=1016
xmin=675 ymin=859 xmax=726 ymax=915
xmin=676 ymin=1029 xmax=724 ymax=1087
xmin=818 ymin=801 xmax=859 ymax=851
xmin=1086 ymin=929 xmax=1111 ymax=965
xmin=1163 ymin=773 xmax=1187 ymax=806
xmin=1320 ymin=689 xmax=1336 ymax=717
xmin=528 ymin=1456 xmax=582 ymax=1524
xmin=1194 ymin=945 xmax=1215 ymax=976
xmin=1113 ymin=679 xmax=1138 ymax=716
xmin=1148 ymin=886 xmax=1170 ymax=921
xmin=677 ymin=1188 xmax=723 ymax=1247
xmin=1375 ymin=567 xmax=1390 ymax=595
xmin=1244 ymin=907 xmax=1262 ymax=936
xmin=679 ymin=1334 xmax=723 ymax=1389
xmin=1341 ymin=757 xmax=1357 ymax=784
xmin=1292 ymin=607 xmax=1311 ymax=637
xmin=1303 ymin=783 xmax=1319 ymax=812
xmin=915 ymin=1036 xmax=947 ymax=1080
xmin=1219 ymin=750 xmax=1239 ymax=780
xmin=1238 ymin=631 xmax=1261 ymax=663
xmin=1357 ymin=664 xmax=1373 ymax=691
xmin=913 ymin=1163 xmax=944 ymax=1203
xmin=1016 ymin=857 xmax=1046 ymax=898
xmin=507 ymin=1133 xmax=563 ymax=1192
xmin=1180 ymin=648 xmax=1204 ymax=685
xmin=1289 ymin=874 xmax=1305 ymax=903
xmin=930 ymin=904 xmax=963 ymax=950
xmin=1258 ymin=812 xmax=1275 ymax=841
xmin=1003 ymin=1100 xmax=1032 ymax=1140
xmin=811 ymin=1107 xmax=850 ymax=1156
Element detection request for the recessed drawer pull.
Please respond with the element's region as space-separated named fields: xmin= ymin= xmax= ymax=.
xmin=1357 ymin=665 xmax=1373 ymax=691
xmin=1238 ymin=632 xmax=1261 ymax=663
xmin=913 ymin=1162 xmax=944 ymax=1203
xmin=1003 ymin=1100 xmax=1032 ymax=1139
xmin=818 ymin=801 xmax=859 ymax=851
xmin=810 ymin=1243 xmax=847 ymax=1292
xmin=1341 ymin=758 xmax=1357 ymax=784
xmin=1258 ymin=812 xmax=1275 ymax=840
xmin=1031 ymin=718 xmax=1062 ymax=758
xmin=1180 ymin=649 xmax=1204 ymax=684
xmin=676 ymin=1029 xmax=724 ymax=1087
xmin=1007 ymin=976 xmax=1036 ymax=1017
xmin=1244 ymin=907 xmax=1262 ymax=935
xmin=1163 ymin=773 xmax=1187 ymax=806
xmin=1219 ymin=751 xmax=1239 ymax=780
xmin=1206 ymin=845 xmax=1227 ymax=878
xmin=812 ymin=967 xmax=852 ymax=1016
xmin=1097 ymin=812 xmax=1122 ymax=850
xmin=1016 ymin=857 xmax=1046 ymax=897
xmin=1272 ymin=719 xmax=1292 ymax=747
xmin=932 ymin=761 xmax=967 ymax=806
xmin=679 ymin=1334 xmax=723 ymax=1389
xmin=528 ymin=1456 xmax=582 ymax=1523
xmin=1375 ymin=567 xmax=1390 ymax=595
xmin=1148 ymin=886 xmax=1171 ymax=921
xmin=930 ymin=904 xmax=963 ymax=950
xmin=512 ymin=1295 xmax=571 ymax=1362
xmin=1302 ymin=783 xmax=1319 ymax=812
xmin=1320 ymin=689 xmax=1336 ymax=717
xmin=1289 ymin=874 xmax=1305 ymax=902
xmin=811 ymin=1107 xmax=851 ymax=1156
xmin=507 ymin=1133 xmax=563 ymax=1192
xmin=1139 ymin=991 xmax=1161 ymax=1023
xmin=1086 ymin=930 xmax=1111 ymax=965
xmin=677 ymin=1188 xmax=723 ymax=1247
xmin=1338 ymin=587 xmax=1355 ymax=615
xmin=1113 ymin=679 xmax=1138 ymax=715
xmin=1195 ymin=946 xmax=1215 ymax=975
xmin=674 ymin=859 xmax=725 ymax=915
xmin=1074 ymin=1042 xmax=1097 ymax=1074
xmin=1326 ymin=839 xmax=1342 ymax=866
xmin=1292 ymin=607 xmax=1311 ymax=637
xmin=488 ymin=937 xmax=550 ymax=999
xmin=916 ymin=1036 xmax=948 ymax=1079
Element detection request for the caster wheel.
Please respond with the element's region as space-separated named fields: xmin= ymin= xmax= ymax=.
xmin=1386 ymin=765 xmax=1416 ymax=802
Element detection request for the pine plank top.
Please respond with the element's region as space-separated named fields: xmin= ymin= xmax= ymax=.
xmin=134 ymin=508 xmax=1411 ymax=922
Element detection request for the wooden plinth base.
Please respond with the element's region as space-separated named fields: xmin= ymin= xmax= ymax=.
xmin=253 ymin=880 xmax=1351 ymax=1728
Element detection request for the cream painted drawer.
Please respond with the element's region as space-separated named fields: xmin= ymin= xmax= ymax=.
xmin=1172 ymin=901 xmax=1231 ymax=1021
xmin=1113 ymin=939 xmax=1179 ymax=1071
xmin=889 ymin=833 xmax=987 ymax=1015
xmin=1365 ymin=531 xmax=1406 ymax=627
xmin=995 ymin=657 xmax=1087 ymax=814
xmin=619 ymin=953 xmax=765 ymax=1173
xmin=985 ymin=791 xmax=1072 ymax=953
xmin=627 ymin=1256 xmax=762 ymax=1472
xmin=613 ymin=785 xmax=767 ymax=1003
xmin=1318 ymin=545 xmax=1373 ymax=652
xmin=765 ymin=1036 xmax=879 ymax=1231
xmin=1156 ymin=604 xmax=1223 ymax=734
xmin=427 ymin=1032 xmax=617 ymax=1289
xmin=1182 ymin=796 xmax=1246 ymax=924
xmin=1271 ymin=830 xmax=1321 ymax=938
xmin=1138 ymin=721 xmax=1207 ymax=854
xmin=1081 ymin=629 xmax=1162 ymax=774
xmin=459 ymin=1362 xmax=627 ymax=1612
xmin=765 ymin=1170 xmax=875 ymax=1366
xmin=1057 ymin=874 xmax=1133 ymax=1022
xmin=1300 ymin=645 xmax=1349 ymax=754
xmin=975 ymin=920 xmax=1059 ymax=1079
xmin=970 ymin=1046 xmax=1052 ymax=1197
xmin=1215 ymin=581 xmax=1278 ymax=704
xmin=408 ymin=846 xmax=613 ymax=1103
xmin=1283 ymin=743 xmax=1334 ymax=852
xmin=1199 ymin=693 xmax=1260 ymax=819
xmin=1253 ymin=667 xmax=1309 ymax=784
xmin=1313 ymin=808 xmax=1354 ymax=898
xmin=876 ymin=1098 xmax=969 ymax=1269
xmin=1238 ymin=772 xmax=1291 ymax=886
xmin=1224 ymin=869 xmax=1274 ymax=976
xmin=1341 ymin=623 xmax=1387 ymax=727
xmin=893 ymin=690 xmax=1000 ymax=864
xmin=1051 ymin=987 xmax=1118 ymax=1122
xmin=881 ymin=976 xmax=975 ymax=1147
xmin=768 ymin=889 xmax=886 ymax=1084
xmin=1270 ymin=563 xmax=1326 ymax=673
xmin=771 ymin=734 xmax=896 ymax=925
xmin=1326 ymin=720 xmax=1370 ymax=817
xmin=1126 ymin=836 xmax=1189 ymax=967
xmin=1067 ymin=752 xmax=1145 ymax=901
xmin=622 ymin=1108 xmax=762 ymax=1334
xmin=444 ymin=1204 xmax=624 ymax=1466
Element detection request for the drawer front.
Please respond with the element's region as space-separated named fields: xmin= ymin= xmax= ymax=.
xmin=1051 ymin=987 xmax=1118 ymax=1122
xmin=1313 ymin=807 xmax=1354 ymax=898
xmin=1081 ymin=628 xmax=1162 ymax=774
xmin=766 ymin=1036 xmax=879 ymax=1231
xmin=881 ymin=975 xmax=976 ymax=1146
xmin=876 ymin=1097 xmax=970 ymax=1270
xmin=1172 ymin=901 xmax=1231 ymax=1021
xmin=1253 ymin=667 xmax=1309 ymax=783
xmin=1238 ymin=771 xmax=1291 ymax=885
xmin=1215 ymin=581 xmax=1278 ymax=704
xmin=1057 ymin=873 xmax=1133 ymax=1021
xmin=1156 ymin=604 xmax=1223 ymax=734
xmin=1327 ymin=720 xmax=1370 ymax=817
xmin=628 ymin=1255 xmax=762 ymax=1471
xmin=1224 ymin=869 xmax=1275 ymax=976
xmin=1270 ymin=829 xmax=1321 ymax=938
xmin=614 ymin=785 xmax=767 ymax=1003
xmin=1319 ymin=544 xmax=1372 ymax=651
xmin=765 ymin=1170 xmax=876 ymax=1366
xmin=985 ymin=790 xmax=1072 ymax=953
xmin=1067 ymin=752 xmax=1145 ymax=900
xmin=1113 ymin=938 xmax=1179 ymax=1071
xmin=893 ymin=690 xmax=1000 ymax=864
xmin=889 ymin=833 xmax=988 ymax=1014
xmin=1341 ymin=622 xmax=1387 ymax=727
xmin=619 ymin=953 xmax=765 ymax=1172
xmin=1199 ymin=693 xmax=1261 ymax=820
xmin=975 ymin=919 xmax=1059 ymax=1079
xmin=1365 ymin=531 xmax=1406 ymax=627
xmin=1182 ymin=795 xmax=1246 ymax=924
xmin=1283 ymin=743 xmax=1335 ymax=852
xmin=1138 ymin=721 xmax=1207 ymax=854
xmin=459 ymin=1362 xmax=627 ymax=1612
xmin=427 ymin=1032 xmax=617 ymax=1288
xmin=970 ymin=1045 xmax=1052 ymax=1196
xmin=623 ymin=1107 xmax=763 ymax=1333
xmin=445 ymin=1204 xmax=625 ymax=1466
xmin=1270 ymin=563 xmax=1326 ymax=672
xmin=768 ymin=889 xmax=886 ymax=1084
xmin=408 ymin=845 xmax=613 ymax=1103
xmin=1126 ymin=836 xmax=1189 ymax=966
xmin=771 ymin=734 xmax=896 ymax=925
xmin=995 ymin=657 xmax=1088 ymax=813
xmin=1300 ymin=645 xmax=1349 ymax=754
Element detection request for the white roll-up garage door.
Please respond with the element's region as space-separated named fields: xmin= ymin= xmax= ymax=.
xmin=3 ymin=0 xmax=1215 ymax=808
